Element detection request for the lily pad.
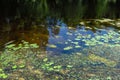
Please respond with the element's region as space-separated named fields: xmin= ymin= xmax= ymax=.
xmin=64 ymin=46 xmax=73 ymax=50
xmin=47 ymin=44 xmax=57 ymax=48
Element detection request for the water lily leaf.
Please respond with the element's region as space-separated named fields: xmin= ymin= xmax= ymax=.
xmin=12 ymin=65 xmax=17 ymax=69
xmin=67 ymin=39 xmax=72 ymax=42
xmin=6 ymin=44 xmax=16 ymax=48
xmin=13 ymin=47 xmax=20 ymax=51
xmin=49 ymin=62 xmax=54 ymax=65
xmin=19 ymin=64 xmax=25 ymax=68
xmin=72 ymin=42 xmax=79 ymax=45
xmin=67 ymin=65 xmax=73 ymax=68
xmin=47 ymin=44 xmax=57 ymax=48
xmin=65 ymin=42 xmax=68 ymax=44
xmin=0 ymin=69 xmax=3 ymax=72
xmin=0 ymin=73 xmax=8 ymax=79
xmin=54 ymin=65 xmax=62 ymax=69
xmin=66 ymin=32 xmax=72 ymax=35
xmin=75 ymin=38 xmax=81 ymax=41
xmin=43 ymin=58 xmax=48 ymax=62
xmin=64 ymin=46 xmax=73 ymax=50
xmin=30 ymin=44 xmax=39 ymax=48
xmin=75 ymin=45 xmax=81 ymax=48
xmin=48 ymin=68 xmax=54 ymax=71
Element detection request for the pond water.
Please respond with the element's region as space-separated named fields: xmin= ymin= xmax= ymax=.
xmin=1 ymin=18 xmax=120 ymax=54
xmin=46 ymin=20 xmax=119 ymax=54
xmin=0 ymin=18 xmax=120 ymax=79
xmin=0 ymin=0 xmax=120 ymax=79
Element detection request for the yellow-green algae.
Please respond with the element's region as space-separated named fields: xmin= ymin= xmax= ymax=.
xmin=88 ymin=54 xmax=117 ymax=67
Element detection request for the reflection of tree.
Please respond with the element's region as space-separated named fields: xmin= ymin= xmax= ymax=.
xmin=82 ymin=0 xmax=97 ymax=18
xmin=63 ymin=0 xmax=86 ymax=23
xmin=51 ymin=26 xmax=60 ymax=36
xmin=0 ymin=24 xmax=49 ymax=48
xmin=47 ymin=18 xmax=60 ymax=36
xmin=96 ymin=0 xmax=109 ymax=18
xmin=10 ymin=26 xmax=49 ymax=50
xmin=116 ymin=0 xmax=120 ymax=17
xmin=0 ymin=0 xmax=119 ymax=20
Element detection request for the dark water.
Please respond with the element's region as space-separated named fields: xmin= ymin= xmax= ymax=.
xmin=0 ymin=0 xmax=120 ymax=21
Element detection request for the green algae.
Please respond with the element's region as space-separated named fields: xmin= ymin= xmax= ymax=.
xmin=88 ymin=54 xmax=117 ymax=67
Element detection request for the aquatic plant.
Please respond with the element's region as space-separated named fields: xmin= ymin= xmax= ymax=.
xmin=88 ymin=54 xmax=117 ymax=67
xmin=41 ymin=58 xmax=62 ymax=72
xmin=0 ymin=69 xmax=8 ymax=79
xmin=75 ymin=45 xmax=81 ymax=48
xmin=0 ymin=52 xmax=19 ymax=67
xmin=63 ymin=46 xmax=73 ymax=50
xmin=46 ymin=44 xmax=57 ymax=48
xmin=5 ymin=40 xmax=39 ymax=52
xmin=12 ymin=65 xmax=17 ymax=69
xmin=12 ymin=64 xmax=25 ymax=70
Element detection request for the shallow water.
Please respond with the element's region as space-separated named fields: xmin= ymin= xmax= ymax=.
xmin=0 ymin=19 xmax=120 ymax=79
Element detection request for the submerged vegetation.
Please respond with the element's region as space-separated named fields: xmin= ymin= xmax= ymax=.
xmin=0 ymin=19 xmax=120 ymax=79
xmin=0 ymin=0 xmax=120 ymax=80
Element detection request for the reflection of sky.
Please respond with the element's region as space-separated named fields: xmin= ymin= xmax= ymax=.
xmin=46 ymin=20 xmax=120 ymax=54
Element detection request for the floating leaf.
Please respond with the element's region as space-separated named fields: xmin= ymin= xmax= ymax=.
xmin=65 ymin=42 xmax=68 ymax=44
xmin=0 ymin=73 xmax=8 ymax=79
xmin=66 ymin=32 xmax=72 ymax=35
xmin=12 ymin=65 xmax=17 ymax=69
xmin=30 ymin=44 xmax=39 ymax=48
xmin=43 ymin=58 xmax=48 ymax=62
xmin=75 ymin=38 xmax=80 ymax=41
xmin=49 ymin=62 xmax=54 ymax=65
xmin=47 ymin=44 xmax=57 ymax=48
xmin=19 ymin=64 xmax=25 ymax=68
xmin=6 ymin=44 xmax=16 ymax=48
xmin=75 ymin=45 xmax=81 ymax=48
xmin=72 ymin=42 xmax=79 ymax=45
xmin=54 ymin=65 xmax=62 ymax=69
xmin=64 ymin=46 xmax=73 ymax=50
xmin=48 ymin=68 xmax=54 ymax=71
xmin=67 ymin=65 xmax=73 ymax=68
